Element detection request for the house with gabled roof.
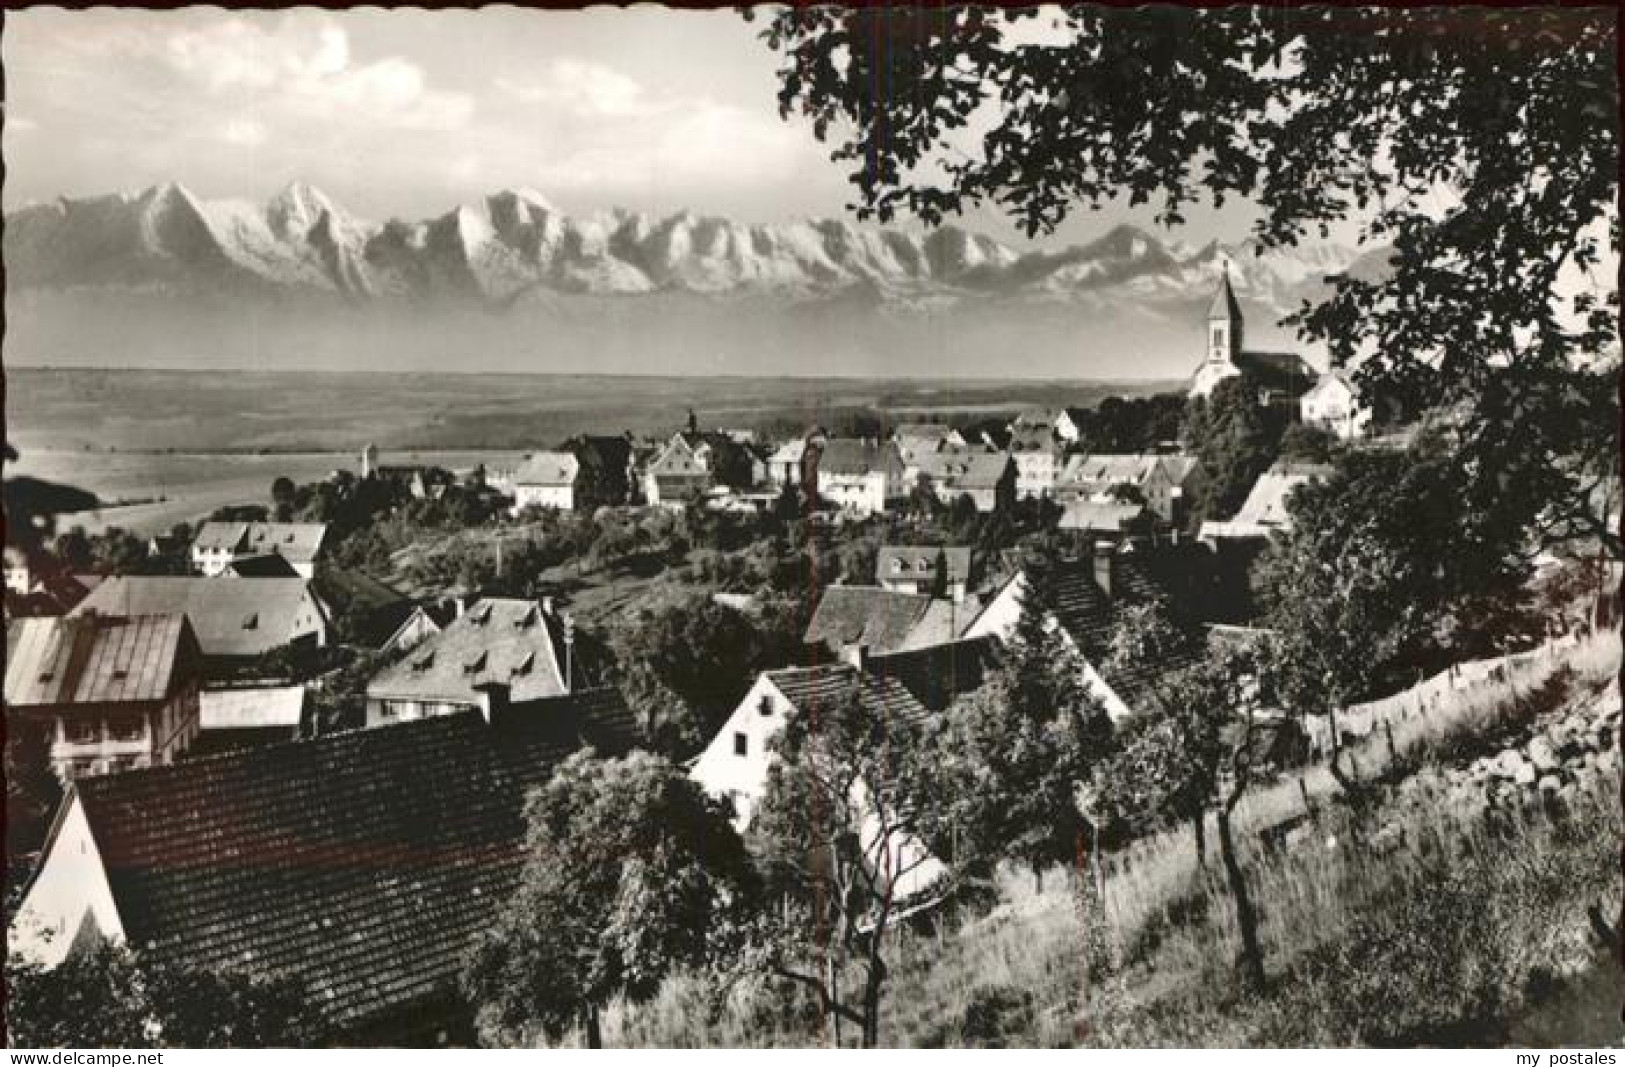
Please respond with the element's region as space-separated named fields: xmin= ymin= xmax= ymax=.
xmin=71 ymin=576 xmax=328 ymax=673
xmin=1198 ymin=461 xmax=1334 ymax=543
xmin=7 ymin=688 xmax=638 ymax=1045
xmin=191 ymin=521 xmax=329 ymax=579
xmin=5 ymin=613 xmax=204 ymax=781
xmin=1006 ymin=420 xmax=1062 ymax=500
xmin=642 ymin=432 xmax=713 ymax=509
xmin=1058 ymin=452 xmax=1204 ymax=525
xmin=1300 ymin=370 xmax=1373 ymax=440
xmin=914 ymin=445 xmax=1016 ymax=513
xmin=363 ymin=597 xmax=596 ymax=728
xmin=510 ymin=451 xmax=581 ymax=515
xmin=964 ymin=546 xmax=1204 ymax=721
xmin=810 ymin=438 xmax=905 ymax=517
xmin=804 ymin=585 xmax=982 ymax=663
xmin=876 ymin=545 xmax=973 ymax=602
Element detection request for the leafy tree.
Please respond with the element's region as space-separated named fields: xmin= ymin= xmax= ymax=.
xmin=5 ymin=943 xmax=323 ymax=1048
xmin=270 ymin=476 xmax=297 ymax=522
xmin=463 ymin=752 xmax=752 ymax=1048
xmin=609 ymin=593 xmax=796 ymax=757
xmin=753 ymin=5 xmax=1618 ymax=556
xmin=746 ymin=684 xmax=940 ymax=1047
xmin=1277 ymin=423 xmax=1340 ymax=466
xmin=920 ymin=541 xmax=1114 ymax=879
xmin=1182 ymin=378 xmax=1288 ymax=520
xmin=1255 ymin=436 xmax=1532 ymax=792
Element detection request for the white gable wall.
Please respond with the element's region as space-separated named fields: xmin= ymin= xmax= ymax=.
xmin=9 ymin=794 xmax=125 ymax=968
xmin=690 ymin=673 xmax=791 ymax=828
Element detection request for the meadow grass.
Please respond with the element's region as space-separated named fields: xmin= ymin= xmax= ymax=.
xmin=607 ymin=635 xmax=1620 ymax=1047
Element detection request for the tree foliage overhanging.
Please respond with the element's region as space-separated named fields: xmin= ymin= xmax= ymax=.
xmin=755 ymin=6 xmax=1619 ymax=554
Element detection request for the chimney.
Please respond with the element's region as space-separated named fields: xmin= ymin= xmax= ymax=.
xmin=541 ymin=596 xmax=554 ymax=617
xmin=1093 ymin=539 xmax=1116 ymax=599
xmin=473 ymin=681 xmax=510 ymax=726
xmin=844 ymin=643 xmax=869 ymax=671
xmin=451 ymin=596 xmax=467 ymax=619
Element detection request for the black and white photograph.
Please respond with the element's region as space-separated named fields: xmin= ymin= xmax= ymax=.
xmin=2 ymin=3 xmax=1621 ymax=1050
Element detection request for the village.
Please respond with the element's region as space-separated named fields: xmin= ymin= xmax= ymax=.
xmin=3 ymin=271 xmax=1618 ymax=1047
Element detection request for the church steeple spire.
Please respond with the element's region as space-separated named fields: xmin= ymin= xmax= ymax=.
xmin=1206 ymin=264 xmax=1243 ymax=364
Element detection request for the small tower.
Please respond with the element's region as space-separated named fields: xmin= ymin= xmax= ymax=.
xmin=1206 ymin=266 xmax=1244 ymax=366
xmin=361 ymin=443 xmax=379 ymax=479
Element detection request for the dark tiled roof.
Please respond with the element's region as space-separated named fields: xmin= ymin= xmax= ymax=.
xmin=224 ymin=554 xmax=302 ymax=578
xmin=765 ymin=665 xmax=933 ymax=732
xmin=1026 ymin=556 xmax=1204 ymax=714
xmin=869 ymin=636 xmax=999 ymax=713
xmin=815 ymin=438 xmax=903 ymax=477
xmin=6 ymin=614 xmax=200 ymax=708
xmin=71 ymin=688 xmax=636 ymax=1036
xmin=804 ymin=586 xmax=935 ymax=655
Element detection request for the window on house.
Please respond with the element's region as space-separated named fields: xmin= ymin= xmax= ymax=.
xmin=733 ymin=732 xmax=748 ymax=757
xmin=64 ymin=719 xmax=99 ymax=745
xmin=241 ymin=613 xmax=259 ymax=630
xmin=757 ymin=695 xmax=774 ymax=717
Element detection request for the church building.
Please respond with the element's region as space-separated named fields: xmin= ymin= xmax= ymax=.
xmin=1188 ymin=269 xmax=1319 ymax=405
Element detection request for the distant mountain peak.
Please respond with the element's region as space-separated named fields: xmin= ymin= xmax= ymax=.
xmin=4 ymin=181 xmax=1372 ymax=317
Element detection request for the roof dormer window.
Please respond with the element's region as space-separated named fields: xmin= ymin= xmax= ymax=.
xmin=241 ymin=613 xmax=258 ymax=630
xmin=464 ymin=651 xmax=488 ymax=675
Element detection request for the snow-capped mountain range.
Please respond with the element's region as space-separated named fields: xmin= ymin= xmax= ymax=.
xmin=6 ymin=181 xmax=1371 ymax=312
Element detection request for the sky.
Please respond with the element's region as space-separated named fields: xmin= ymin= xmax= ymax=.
xmin=2 ymin=6 xmax=1256 ymax=248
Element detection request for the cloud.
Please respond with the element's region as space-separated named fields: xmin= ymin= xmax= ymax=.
xmin=219 ymin=117 xmax=268 ymax=147
xmin=165 ymin=17 xmax=470 ymax=131
xmin=497 ymin=59 xmax=662 ymax=118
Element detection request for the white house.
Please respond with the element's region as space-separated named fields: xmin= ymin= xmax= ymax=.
xmin=1299 ymin=371 xmax=1373 ymax=440
xmin=191 ymin=521 xmax=329 ymax=579
xmin=813 ymin=438 xmax=904 ymax=517
xmin=511 ymin=452 xmax=581 ymax=515
xmin=689 ymin=664 xmax=947 ymax=901
xmin=1198 ymin=461 xmax=1334 ymax=543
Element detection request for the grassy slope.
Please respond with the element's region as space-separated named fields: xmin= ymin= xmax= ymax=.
xmin=606 ymin=637 xmax=1622 ymax=1048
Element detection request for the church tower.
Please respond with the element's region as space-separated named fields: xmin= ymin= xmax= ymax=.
xmin=1206 ymin=267 xmax=1244 ymax=366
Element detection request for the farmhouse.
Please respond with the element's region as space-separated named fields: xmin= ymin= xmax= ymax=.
xmin=71 ymin=576 xmax=329 ymax=672
xmin=191 ymin=521 xmax=330 ymax=579
xmin=364 ymin=597 xmax=595 ymax=727
xmin=1007 ymin=420 xmax=1062 ymax=499
xmin=812 ymin=438 xmax=905 ymax=517
xmin=1299 ymin=370 xmax=1373 ymax=440
xmin=510 ymin=451 xmax=581 ymax=514
xmin=5 ymin=613 xmax=204 ymax=781
xmin=1058 ymin=453 xmax=1203 ymax=525
xmin=965 ymin=546 xmax=1202 ymax=721
xmin=876 ymin=545 xmax=973 ymax=602
xmin=804 ymin=585 xmax=980 ymax=661
xmin=1198 ymin=461 xmax=1334 ymax=543
xmin=7 ymin=690 xmax=637 ymax=1045
xmin=642 ymin=432 xmax=713 ymax=508
xmin=917 ymin=448 xmax=1016 ymax=513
